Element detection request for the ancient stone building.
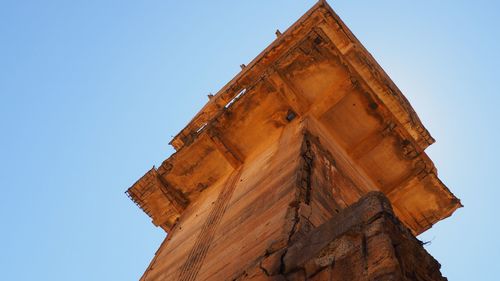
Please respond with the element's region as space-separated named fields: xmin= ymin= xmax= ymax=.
xmin=126 ymin=1 xmax=461 ymax=280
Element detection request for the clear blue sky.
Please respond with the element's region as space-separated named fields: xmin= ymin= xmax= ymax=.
xmin=1 ymin=1 xmax=498 ymax=280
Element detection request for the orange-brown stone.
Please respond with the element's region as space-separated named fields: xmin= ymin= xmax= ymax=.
xmin=126 ymin=1 xmax=460 ymax=280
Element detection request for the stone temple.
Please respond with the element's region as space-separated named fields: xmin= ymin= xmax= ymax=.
xmin=126 ymin=1 xmax=461 ymax=280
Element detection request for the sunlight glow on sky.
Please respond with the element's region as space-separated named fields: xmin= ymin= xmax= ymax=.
xmin=1 ymin=1 xmax=499 ymax=280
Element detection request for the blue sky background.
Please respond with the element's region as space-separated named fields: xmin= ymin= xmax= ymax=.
xmin=1 ymin=1 xmax=499 ymax=280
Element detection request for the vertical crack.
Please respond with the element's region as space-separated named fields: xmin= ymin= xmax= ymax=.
xmin=300 ymin=137 xmax=314 ymax=205
xmin=279 ymin=134 xmax=315 ymax=277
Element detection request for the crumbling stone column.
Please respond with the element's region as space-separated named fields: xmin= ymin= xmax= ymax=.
xmin=246 ymin=192 xmax=447 ymax=281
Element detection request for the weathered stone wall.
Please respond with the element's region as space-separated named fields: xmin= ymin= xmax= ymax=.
xmin=140 ymin=117 xmax=448 ymax=281
xmin=140 ymin=120 xmax=370 ymax=281
xmin=240 ymin=192 xmax=447 ymax=281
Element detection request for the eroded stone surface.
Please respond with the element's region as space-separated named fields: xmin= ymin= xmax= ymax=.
xmin=240 ymin=192 xmax=448 ymax=281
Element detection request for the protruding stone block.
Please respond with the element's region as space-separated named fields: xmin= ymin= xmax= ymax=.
xmin=282 ymin=192 xmax=447 ymax=281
